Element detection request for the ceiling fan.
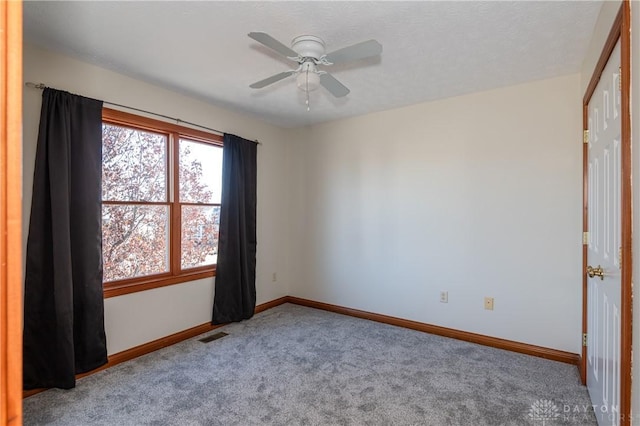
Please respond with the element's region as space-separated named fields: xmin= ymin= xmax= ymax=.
xmin=248 ymin=32 xmax=382 ymax=104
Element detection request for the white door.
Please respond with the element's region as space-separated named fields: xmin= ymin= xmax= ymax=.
xmin=586 ymin=39 xmax=622 ymax=426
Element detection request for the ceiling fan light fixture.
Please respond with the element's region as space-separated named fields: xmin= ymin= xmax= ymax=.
xmin=296 ymin=70 xmax=320 ymax=92
xmin=296 ymin=62 xmax=320 ymax=92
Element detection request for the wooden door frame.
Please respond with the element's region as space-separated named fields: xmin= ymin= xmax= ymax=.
xmin=0 ymin=0 xmax=22 ymax=424
xmin=581 ymin=1 xmax=631 ymax=424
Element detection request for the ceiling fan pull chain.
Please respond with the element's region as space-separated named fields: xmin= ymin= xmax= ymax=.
xmin=306 ymin=69 xmax=311 ymax=111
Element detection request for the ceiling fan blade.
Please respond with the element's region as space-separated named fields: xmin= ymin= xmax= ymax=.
xmin=320 ymin=73 xmax=350 ymax=98
xmin=249 ymin=71 xmax=295 ymax=89
xmin=324 ymin=40 xmax=382 ymax=65
xmin=248 ymin=32 xmax=299 ymax=58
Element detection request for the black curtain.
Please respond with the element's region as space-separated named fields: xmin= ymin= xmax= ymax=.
xmin=212 ymin=134 xmax=257 ymax=324
xmin=23 ymin=88 xmax=107 ymax=390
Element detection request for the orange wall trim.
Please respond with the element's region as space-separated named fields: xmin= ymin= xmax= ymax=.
xmin=287 ymin=297 xmax=580 ymax=366
xmin=0 ymin=0 xmax=23 ymax=423
xmin=24 ymin=294 xmax=579 ymax=399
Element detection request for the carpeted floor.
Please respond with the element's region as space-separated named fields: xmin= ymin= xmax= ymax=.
xmin=23 ymin=303 xmax=596 ymax=425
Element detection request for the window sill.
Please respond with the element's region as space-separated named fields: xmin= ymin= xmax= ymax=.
xmin=103 ymin=269 xmax=216 ymax=298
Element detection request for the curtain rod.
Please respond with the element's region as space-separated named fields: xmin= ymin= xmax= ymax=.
xmin=25 ymin=82 xmax=261 ymax=145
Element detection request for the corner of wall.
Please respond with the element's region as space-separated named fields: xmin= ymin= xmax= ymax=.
xmin=580 ymin=0 xmax=622 ymax=94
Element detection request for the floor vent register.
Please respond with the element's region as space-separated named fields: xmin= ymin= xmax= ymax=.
xmin=199 ymin=332 xmax=229 ymax=343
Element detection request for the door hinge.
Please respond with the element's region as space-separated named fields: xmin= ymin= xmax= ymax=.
xmin=619 ymin=246 xmax=622 ymax=269
xmin=619 ymin=66 xmax=622 ymax=91
xmin=583 ymin=130 xmax=589 ymax=144
xmin=583 ymin=333 xmax=588 ymax=347
xmin=583 ymin=231 xmax=589 ymax=245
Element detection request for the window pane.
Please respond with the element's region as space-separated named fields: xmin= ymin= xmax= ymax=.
xmin=181 ymin=205 xmax=220 ymax=269
xmin=179 ymin=139 xmax=222 ymax=204
xmin=103 ymin=124 xmax=167 ymax=202
xmin=103 ymin=204 xmax=170 ymax=282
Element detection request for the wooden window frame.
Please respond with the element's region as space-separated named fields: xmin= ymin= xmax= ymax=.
xmin=102 ymin=108 xmax=223 ymax=298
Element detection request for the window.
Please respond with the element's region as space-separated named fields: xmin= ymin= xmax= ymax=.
xmin=178 ymin=139 xmax=222 ymax=269
xmin=101 ymin=108 xmax=223 ymax=296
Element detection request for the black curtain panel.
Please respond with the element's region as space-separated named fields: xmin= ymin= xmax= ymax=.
xmin=212 ymin=134 xmax=257 ymax=324
xmin=23 ymin=88 xmax=107 ymax=390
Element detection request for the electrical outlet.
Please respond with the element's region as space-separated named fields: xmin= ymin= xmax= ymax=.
xmin=272 ymin=272 xmax=277 ymax=282
xmin=440 ymin=291 xmax=448 ymax=303
xmin=484 ymin=297 xmax=494 ymax=310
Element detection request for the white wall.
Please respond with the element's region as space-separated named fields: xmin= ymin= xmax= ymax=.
xmin=22 ymin=44 xmax=290 ymax=355
xmin=287 ymin=74 xmax=583 ymax=353
xmin=21 ymin=44 xmax=590 ymax=358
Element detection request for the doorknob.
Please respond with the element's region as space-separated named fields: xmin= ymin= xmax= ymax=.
xmin=587 ymin=265 xmax=605 ymax=280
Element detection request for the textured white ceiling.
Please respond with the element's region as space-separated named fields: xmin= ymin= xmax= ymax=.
xmin=23 ymin=1 xmax=602 ymax=128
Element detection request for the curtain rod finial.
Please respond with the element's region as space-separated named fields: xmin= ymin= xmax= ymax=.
xmin=25 ymin=82 xmax=46 ymax=89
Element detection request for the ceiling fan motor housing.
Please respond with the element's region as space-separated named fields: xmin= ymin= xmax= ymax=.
xmin=291 ymin=35 xmax=326 ymax=59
